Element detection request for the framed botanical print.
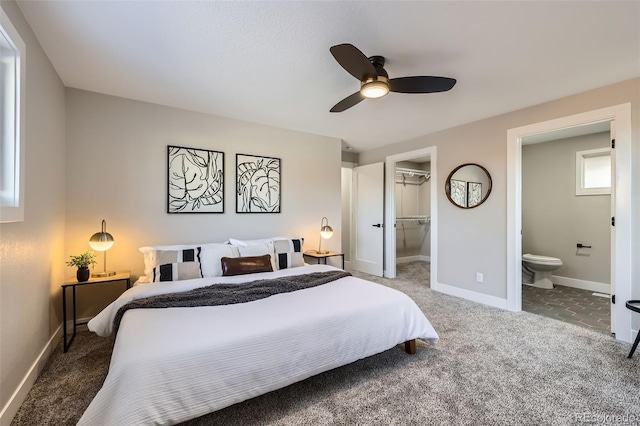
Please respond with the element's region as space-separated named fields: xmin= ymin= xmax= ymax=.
xmin=449 ymin=179 xmax=467 ymax=208
xmin=236 ymin=154 xmax=281 ymax=213
xmin=467 ymin=182 xmax=482 ymax=208
xmin=167 ymin=145 xmax=224 ymax=213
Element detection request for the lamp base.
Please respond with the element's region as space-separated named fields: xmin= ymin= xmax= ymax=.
xmin=92 ymin=271 xmax=116 ymax=278
xmin=317 ymin=250 xmax=329 ymax=255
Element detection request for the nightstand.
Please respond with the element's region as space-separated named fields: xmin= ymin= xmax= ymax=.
xmin=303 ymin=251 xmax=345 ymax=270
xmin=62 ymin=271 xmax=131 ymax=352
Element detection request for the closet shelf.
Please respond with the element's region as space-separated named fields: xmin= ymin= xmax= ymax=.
xmin=395 ymin=167 xmax=429 ymax=178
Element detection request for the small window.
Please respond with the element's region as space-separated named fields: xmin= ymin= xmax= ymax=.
xmin=575 ymin=148 xmax=611 ymax=196
xmin=0 ymin=7 xmax=25 ymax=222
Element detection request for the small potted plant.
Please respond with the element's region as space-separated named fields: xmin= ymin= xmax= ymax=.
xmin=67 ymin=250 xmax=97 ymax=282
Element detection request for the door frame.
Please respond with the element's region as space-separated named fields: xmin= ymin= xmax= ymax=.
xmin=384 ymin=146 xmax=437 ymax=287
xmin=506 ymin=103 xmax=633 ymax=343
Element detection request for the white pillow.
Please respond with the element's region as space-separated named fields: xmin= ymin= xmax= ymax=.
xmin=200 ymin=244 xmax=240 ymax=277
xmin=229 ymin=237 xmax=286 ymax=247
xmin=237 ymin=243 xmax=278 ymax=271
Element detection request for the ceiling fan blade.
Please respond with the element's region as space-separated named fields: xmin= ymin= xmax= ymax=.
xmin=389 ymin=76 xmax=457 ymax=94
xmin=330 ymin=92 xmax=366 ymax=113
xmin=330 ymin=44 xmax=377 ymax=81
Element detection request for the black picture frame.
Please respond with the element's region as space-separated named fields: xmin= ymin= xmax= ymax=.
xmin=236 ymin=153 xmax=281 ymax=213
xmin=167 ymin=145 xmax=224 ymax=214
xmin=467 ymin=181 xmax=482 ymax=208
xmin=449 ymin=179 xmax=467 ymax=208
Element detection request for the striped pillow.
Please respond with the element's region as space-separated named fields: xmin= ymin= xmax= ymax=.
xmin=142 ymin=247 xmax=202 ymax=282
xmin=153 ymin=261 xmax=202 ymax=282
xmin=273 ymin=238 xmax=304 ymax=269
xmin=155 ymin=247 xmax=201 ymax=265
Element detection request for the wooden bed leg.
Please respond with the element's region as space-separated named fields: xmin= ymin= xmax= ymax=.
xmin=404 ymin=339 xmax=416 ymax=355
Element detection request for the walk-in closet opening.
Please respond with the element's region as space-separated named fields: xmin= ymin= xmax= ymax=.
xmin=394 ymin=159 xmax=431 ymax=284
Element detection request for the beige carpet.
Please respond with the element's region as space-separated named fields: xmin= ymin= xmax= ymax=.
xmin=12 ymin=261 xmax=640 ymax=425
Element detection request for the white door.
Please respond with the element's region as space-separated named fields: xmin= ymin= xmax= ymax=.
xmin=352 ymin=163 xmax=384 ymax=276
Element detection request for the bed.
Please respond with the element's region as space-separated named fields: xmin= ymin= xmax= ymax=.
xmin=80 ymin=263 xmax=439 ymax=425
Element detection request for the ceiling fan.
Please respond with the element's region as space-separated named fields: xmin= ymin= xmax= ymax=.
xmin=329 ymin=43 xmax=457 ymax=113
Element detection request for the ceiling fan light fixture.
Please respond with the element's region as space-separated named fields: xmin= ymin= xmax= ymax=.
xmin=360 ymin=77 xmax=389 ymax=99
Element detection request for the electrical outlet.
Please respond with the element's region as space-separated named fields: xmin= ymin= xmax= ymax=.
xmin=476 ymin=272 xmax=484 ymax=283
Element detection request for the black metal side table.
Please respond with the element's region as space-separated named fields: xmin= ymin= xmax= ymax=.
xmin=626 ymin=300 xmax=640 ymax=359
xmin=62 ymin=271 xmax=131 ymax=352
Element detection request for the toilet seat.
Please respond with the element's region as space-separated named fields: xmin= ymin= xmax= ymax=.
xmin=522 ymin=253 xmax=562 ymax=266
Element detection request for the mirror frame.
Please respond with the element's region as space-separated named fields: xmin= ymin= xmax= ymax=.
xmin=445 ymin=163 xmax=492 ymax=209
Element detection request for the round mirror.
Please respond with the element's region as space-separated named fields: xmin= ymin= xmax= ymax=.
xmin=445 ymin=163 xmax=492 ymax=209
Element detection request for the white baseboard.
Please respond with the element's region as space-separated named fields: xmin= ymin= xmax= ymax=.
xmin=0 ymin=324 xmax=62 ymax=426
xmin=396 ymin=255 xmax=430 ymax=264
xmin=552 ymin=275 xmax=611 ymax=294
xmin=436 ymin=283 xmax=508 ymax=310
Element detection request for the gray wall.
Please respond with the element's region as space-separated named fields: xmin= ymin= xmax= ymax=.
xmin=65 ymin=89 xmax=342 ymax=319
xmin=358 ymin=78 xmax=639 ymax=301
xmin=0 ymin=0 xmax=66 ymax=415
xmin=522 ymin=132 xmax=611 ymax=285
xmin=341 ymin=151 xmax=358 ymax=164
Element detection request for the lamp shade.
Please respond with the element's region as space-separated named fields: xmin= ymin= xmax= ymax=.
xmin=320 ymin=225 xmax=333 ymax=239
xmin=318 ymin=217 xmax=333 ymax=254
xmin=89 ymin=220 xmax=114 ymax=252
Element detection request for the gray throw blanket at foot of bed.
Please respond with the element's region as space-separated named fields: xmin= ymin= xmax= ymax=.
xmin=113 ymin=270 xmax=352 ymax=334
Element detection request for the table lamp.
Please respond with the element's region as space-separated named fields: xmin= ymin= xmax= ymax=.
xmin=318 ymin=217 xmax=333 ymax=254
xmin=89 ymin=219 xmax=116 ymax=277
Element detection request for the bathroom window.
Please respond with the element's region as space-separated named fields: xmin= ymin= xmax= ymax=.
xmin=0 ymin=7 xmax=25 ymax=223
xmin=575 ymin=148 xmax=611 ymax=196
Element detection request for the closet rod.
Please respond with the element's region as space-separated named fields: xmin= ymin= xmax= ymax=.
xmin=395 ymin=167 xmax=429 ymax=177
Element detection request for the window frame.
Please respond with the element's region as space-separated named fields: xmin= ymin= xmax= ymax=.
xmin=0 ymin=6 xmax=26 ymax=223
xmin=575 ymin=147 xmax=611 ymax=196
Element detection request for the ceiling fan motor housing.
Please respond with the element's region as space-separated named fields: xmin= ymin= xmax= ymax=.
xmin=368 ymin=56 xmax=389 ymax=78
xmin=360 ymin=56 xmax=390 ymax=98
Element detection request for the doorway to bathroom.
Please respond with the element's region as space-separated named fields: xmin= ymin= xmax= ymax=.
xmin=507 ymin=103 xmax=633 ymax=344
xmin=520 ymin=122 xmax=612 ymax=335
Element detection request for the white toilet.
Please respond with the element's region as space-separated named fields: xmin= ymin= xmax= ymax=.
xmin=522 ymin=253 xmax=563 ymax=289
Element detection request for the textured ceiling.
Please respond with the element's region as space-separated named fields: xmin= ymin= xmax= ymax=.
xmin=17 ymin=1 xmax=640 ymax=152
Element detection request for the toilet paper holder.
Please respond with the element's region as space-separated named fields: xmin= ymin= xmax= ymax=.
xmin=577 ymin=243 xmax=592 ymax=249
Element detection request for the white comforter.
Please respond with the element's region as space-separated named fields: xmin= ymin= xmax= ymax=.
xmin=81 ymin=265 xmax=438 ymax=425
